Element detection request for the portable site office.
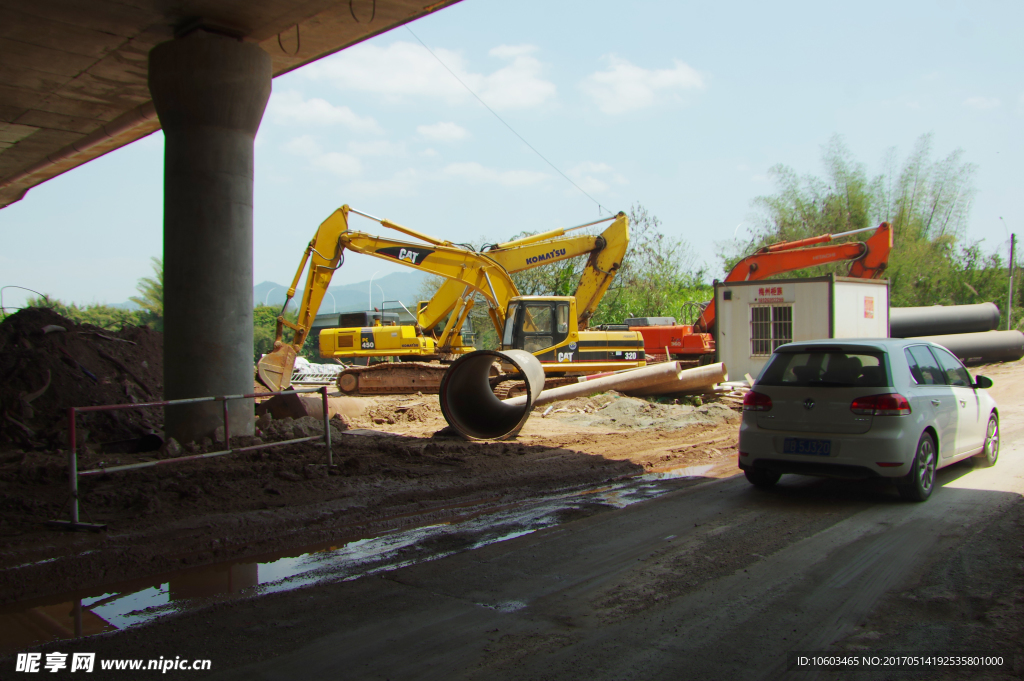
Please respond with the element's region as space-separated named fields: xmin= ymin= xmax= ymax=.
xmin=713 ymin=275 xmax=890 ymax=381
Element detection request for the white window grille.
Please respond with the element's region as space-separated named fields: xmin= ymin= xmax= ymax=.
xmin=751 ymin=305 xmax=793 ymax=356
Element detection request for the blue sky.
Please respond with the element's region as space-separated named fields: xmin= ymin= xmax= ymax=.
xmin=2 ymin=0 xmax=1022 ymax=310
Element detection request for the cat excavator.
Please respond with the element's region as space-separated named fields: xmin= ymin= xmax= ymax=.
xmin=256 ymin=205 xmax=641 ymax=394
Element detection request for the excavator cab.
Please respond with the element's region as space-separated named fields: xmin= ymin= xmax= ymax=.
xmin=503 ymin=298 xmax=572 ymax=354
xmin=502 ymin=295 xmax=645 ymax=372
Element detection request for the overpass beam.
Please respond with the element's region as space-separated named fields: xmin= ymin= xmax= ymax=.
xmin=149 ymin=31 xmax=271 ymax=442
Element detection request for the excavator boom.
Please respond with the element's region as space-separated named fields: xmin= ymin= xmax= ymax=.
xmin=257 ymin=206 xmax=521 ymax=390
xmin=485 ymin=212 xmax=629 ymax=328
xmin=693 ymin=222 xmax=892 ymax=333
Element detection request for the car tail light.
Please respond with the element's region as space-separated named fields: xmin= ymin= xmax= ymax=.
xmin=743 ymin=391 xmax=772 ymax=412
xmin=851 ymin=393 xmax=912 ymax=416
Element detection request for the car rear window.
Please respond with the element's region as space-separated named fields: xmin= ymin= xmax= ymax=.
xmin=758 ymin=350 xmax=889 ymax=387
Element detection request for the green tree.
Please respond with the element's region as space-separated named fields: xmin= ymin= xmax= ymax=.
xmin=130 ymin=257 xmax=163 ymax=331
xmin=253 ymin=303 xmax=322 ymax=362
xmin=723 ymin=134 xmax=1020 ymax=326
xmin=24 ymin=295 xmax=147 ymax=329
xmin=590 ymin=204 xmax=711 ymax=325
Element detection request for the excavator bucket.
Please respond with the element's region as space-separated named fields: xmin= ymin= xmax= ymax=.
xmin=257 ymin=345 xmax=297 ymax=392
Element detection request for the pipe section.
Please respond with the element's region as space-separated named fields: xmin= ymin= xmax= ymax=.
xmin=910 ymin=330 xmax=1024 ymax=363
xmin=504 ymin=362 xmax=728 ymax=407
xmin=624 ymin=362 xmax=729 ymax=397
xmin=439 ymin=350 xmax=545 ymax=441
xmin=890 ymin=303 xmax=1000 ymax=338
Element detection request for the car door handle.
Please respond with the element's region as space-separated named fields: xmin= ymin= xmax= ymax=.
xmin=931 ymin=399 xmax=941 ymax=406
xmin=959 ymin=399 xmax=967 ymax=408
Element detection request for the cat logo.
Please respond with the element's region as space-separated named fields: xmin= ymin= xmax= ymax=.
xmin=376 ymin=246 xmax=434 ymax=265
xmin=557 ymin=351 xmax=574 ymax=362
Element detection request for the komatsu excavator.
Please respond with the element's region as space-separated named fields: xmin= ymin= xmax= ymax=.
xmin=630 ymin=222 xmax=893 ymax=363
xmin=256 ymin=205 xmax=642 ymax=394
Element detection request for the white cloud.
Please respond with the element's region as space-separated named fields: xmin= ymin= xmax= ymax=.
xmin=303 ymin=41 xmax=556 ymax=110
xmin=283 ymin=135 xmax=321 ymax=157
xmin=963 ymin=96 xmax=1000 ymax=111
xmin=313 ymin=152 xmax=362 ymax=177
xmin=348 ymin=169 xmax=421 ymax=197
xmin=568 ymin=161 xmax=627 ymax=194
xmin=417 ymin=122 xmax=470 ymax=142
xmin=348 ymin=140 xmax=405 ymax=156
xmin=581 ymin=55 xmax=705 ymax=114
xmin=443 ymin=162 xmax=548 ymax=187
xmin=267 ymin=91 xmax=382 ymax=133
xmin=282 ymin=135 xmax=362 ymax=177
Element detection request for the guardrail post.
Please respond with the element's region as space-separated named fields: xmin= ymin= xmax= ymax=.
xmin=222 ymin=397 xmax=231 ymax=446
xmin=67 ymin=407 xmax=78 ymax=525
xmin=321 ymin=386 xmax=332 ymax=466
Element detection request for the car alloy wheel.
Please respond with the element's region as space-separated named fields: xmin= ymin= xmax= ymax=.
xmin=974 ymin=414 xmax=999 ymax=468
xmin=897 ymin=433 xmax=936 ymax=502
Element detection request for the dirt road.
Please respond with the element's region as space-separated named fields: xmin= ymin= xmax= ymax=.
xmin=11 ymin=428 xmax=1019 ymax=680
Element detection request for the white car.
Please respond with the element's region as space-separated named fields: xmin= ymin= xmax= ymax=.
xmin=738 ymin=338 xmax=999 ymax=501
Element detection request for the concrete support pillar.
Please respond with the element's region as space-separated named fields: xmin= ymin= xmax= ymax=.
xmin=148 ymin=31 xmax=271 ymax=442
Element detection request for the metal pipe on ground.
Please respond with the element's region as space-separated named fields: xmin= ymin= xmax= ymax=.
xmin=890 ymin=302 xmax=1000 ymax=338
xmin=503 ymin=362 xmax=728 ymax=407
xmin=910 ymin=330 xmax=1024 ymax=363
xmin=623 ymin=362 xmax=729 ymax=397
xmin=439 ymin=350 xmax=545 ymax=441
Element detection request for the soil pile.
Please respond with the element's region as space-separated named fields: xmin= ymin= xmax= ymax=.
xmin=0 ymin=308 xmax=163 ymax=450
xmin=551 ymin=393 xmax=739 ymax=430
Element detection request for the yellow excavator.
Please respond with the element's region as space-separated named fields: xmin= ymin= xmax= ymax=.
xmin=257 ymin=205 xmax=642 ymax=394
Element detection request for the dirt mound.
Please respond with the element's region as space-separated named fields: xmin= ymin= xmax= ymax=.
xmin=0 ymin=308 xmax=163 ymax=450
xmin=550 ymin=393 xmax=739 ymax=430
xmin=368 ymin=398 xmax=441 ymax=425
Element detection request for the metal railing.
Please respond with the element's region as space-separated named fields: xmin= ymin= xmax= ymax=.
xmin=50 ymin=386 xmax=333 ymax=531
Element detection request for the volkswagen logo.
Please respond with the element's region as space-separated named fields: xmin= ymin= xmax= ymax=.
xmin=803 ymin=397 xmax=815 ymax=410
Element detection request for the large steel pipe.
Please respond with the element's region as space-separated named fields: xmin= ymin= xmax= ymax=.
xmin=890 ymin=303 xmax=1000 ymax=338
xmin=911 ymin=330 xmax=1024 ymax=363
xmin=439 ymin=350 xmax=545 ymax=440
xmin=504 ymin=362 xmax=728 ymax=407
xmin=624 ymin=362 xmax=729 ymax=397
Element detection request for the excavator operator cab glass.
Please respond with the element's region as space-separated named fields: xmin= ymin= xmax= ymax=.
xmin=521 ymin=303 xmax=554 ymax=353
xmin=556 ymin=302 xmax=569 ymax=335
xmin=502 ymin=302 xmax=519 ymax=348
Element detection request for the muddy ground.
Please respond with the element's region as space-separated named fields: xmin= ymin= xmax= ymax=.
xmin=0 ymin=381 xmax=743 ymax=607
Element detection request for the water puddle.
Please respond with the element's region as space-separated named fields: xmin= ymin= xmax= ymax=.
xmin=1 ymin=463 xmax=716 ymax=653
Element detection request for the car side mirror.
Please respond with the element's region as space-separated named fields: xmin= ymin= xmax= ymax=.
xmin=974 ymin=375 xmax=993 ymax=389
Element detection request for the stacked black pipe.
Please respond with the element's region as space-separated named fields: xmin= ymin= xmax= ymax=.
xmin=890 ymin=302 xmax=1024 ymax=363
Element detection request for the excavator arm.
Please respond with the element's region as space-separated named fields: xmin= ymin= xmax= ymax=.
xmin=485 ymin=212 xmax=629 ymax=328
xmin=694 ymin=222 xmax=892 ymax=333
xmin=257 ymin=205 xmax=521 ymax=390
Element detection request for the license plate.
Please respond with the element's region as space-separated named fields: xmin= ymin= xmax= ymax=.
xmin=783 ymin=438 xmax=831 ymax=456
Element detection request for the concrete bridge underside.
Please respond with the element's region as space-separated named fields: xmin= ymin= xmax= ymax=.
xmin=0 ymin=0 xmax=462 ymax=441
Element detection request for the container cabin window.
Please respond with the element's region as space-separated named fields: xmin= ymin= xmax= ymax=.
xmin=750 ymin=305 xmax=793 ymax=356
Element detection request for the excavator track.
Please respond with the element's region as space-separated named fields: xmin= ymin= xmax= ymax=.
xmin=492 ymin=376 xmax=578 ymax=400
xmin=337 ymin=362 xmax=449 ymax=395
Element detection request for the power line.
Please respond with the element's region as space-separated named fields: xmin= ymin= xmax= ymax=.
xmin=405 ymin=26 xmax=608 ymax=216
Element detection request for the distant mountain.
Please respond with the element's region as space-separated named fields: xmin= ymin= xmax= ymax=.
xmin=254 ymin=270 xmax=428 ymax=312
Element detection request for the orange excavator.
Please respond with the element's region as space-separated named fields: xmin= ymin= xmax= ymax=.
xmin=634 ymin=222 xmax=893 ymax=362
